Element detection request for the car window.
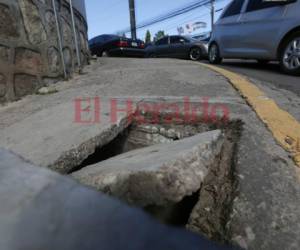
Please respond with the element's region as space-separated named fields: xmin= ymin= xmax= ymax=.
xmin=105 ymin=35 xmax=119 ymax=41
xmin=170 ymin=36 xmax=184 ymax=44
xmin=95 ymin=36 xmax=105 ymax=44
xmin=183 ymin=37 xmax=192 ymax=43
xmin=222 ymin=0 xmax=245 ymax=18
xmin=103 ymin=35 xmax=112 ymax=42
xmin=156 ymin=37 xmax=169 ymax=46
xmin=88 ymin=38 xmax=95 ymax=46
xmin=246 ymin=0 xmax=280 ymax=12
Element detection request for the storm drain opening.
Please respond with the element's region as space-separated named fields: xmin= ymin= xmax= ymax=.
xmin=145 ymin=190 xmax=201 ymax=227
xmin=70 ymin=125 xmax=134 ymax=173
xmin=133 ymin=118 xmax=242 ymax=243
xmin=70 ymin=112 xmax=242 ymax=244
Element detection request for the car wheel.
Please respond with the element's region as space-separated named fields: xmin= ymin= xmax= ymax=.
xmin=209 ymin=43 xmax=222 ymax=64
xmin=189 ymin=47 xmax=202 ymax=61
xmin=280 ymin=32 xmax=300 ymax=75
xmin=102 ymin=51 xmax=109 ymax=57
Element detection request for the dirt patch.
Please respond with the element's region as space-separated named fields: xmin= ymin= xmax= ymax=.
xmin=187 ymin=123 xmax=241 ymax=243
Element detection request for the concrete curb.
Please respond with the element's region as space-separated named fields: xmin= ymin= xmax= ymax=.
xmin=200 ymin=63 xmax=300 ymax=174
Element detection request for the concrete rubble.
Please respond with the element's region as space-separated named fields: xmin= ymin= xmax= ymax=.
xmin=0 ymin=99 xmax=133 ymax=174
xmin=0 ymin=149 xmax=232 ymax=250
xmin=72 ymin=130 xmax=224 ymax=207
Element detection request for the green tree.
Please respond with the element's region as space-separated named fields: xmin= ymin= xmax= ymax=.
xmin=145 ymin=30 xmax=151 ymax=43
xmin=154 ymin=30 xmax=166 ymax=41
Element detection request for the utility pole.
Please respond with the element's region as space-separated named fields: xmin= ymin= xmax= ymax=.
xmin=128 ymin=0 xmax=137 ymax=40
xmin=211 ymin=0 xmax=215 ymax=32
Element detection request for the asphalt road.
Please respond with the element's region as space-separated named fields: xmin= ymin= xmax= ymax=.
xmin=204 ymin=60 xmax=300 ymax=97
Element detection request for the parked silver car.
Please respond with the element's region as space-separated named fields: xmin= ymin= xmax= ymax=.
xmin=209 ymin=0 xmax=300 ymax=75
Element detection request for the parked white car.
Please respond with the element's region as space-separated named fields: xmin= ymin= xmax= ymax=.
xmin=209 ymin=0 xmax=300 ymax=75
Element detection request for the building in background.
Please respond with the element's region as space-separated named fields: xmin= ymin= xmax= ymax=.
xmin=0 ymin=0 xmax=89 ymax=103
xmin=192 ymin=31 xmax=211 ymax=41
xmin=177 ymin=21 xmax=207 ymax=35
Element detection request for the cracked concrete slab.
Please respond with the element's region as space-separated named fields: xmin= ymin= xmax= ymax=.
xmin=0 ymin=149 xmax=233 ymax=250
xmin=72 ymin=130 xmax=224 ymax=207
xmin=0 ymin=99 xmax=133 ymax=173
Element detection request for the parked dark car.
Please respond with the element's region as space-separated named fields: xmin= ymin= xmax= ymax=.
xmin=89 ymin=34 xmax=145 ymax=58
xmin=192 ymin=35 xmax=210 ymax=56
xmin=145 ymin=35 xmax=208 ymax=61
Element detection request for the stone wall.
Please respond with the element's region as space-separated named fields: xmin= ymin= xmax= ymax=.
xmin=0 ymin=0 xmax=89 ymax=102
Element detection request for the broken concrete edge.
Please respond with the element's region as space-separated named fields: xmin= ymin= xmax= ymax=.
xmin=70 ymin=123 xmax=243 ymax=245
xmin=199 ymin=63 xmax=300 ymax=172
xmin=0 ymin=95 xmax=244 ymax=177
xmin=187 ymin=126 xmax=242 ymax=243
xmin=71 ymin=130 xmax=225 ymax=207
xmin=0 ymin=148 xmax=236 ymax=250
xmin=47 ymin=101 xmax=239 ymax=174
xmin=49 ymin=115 xmax=132 ymax=174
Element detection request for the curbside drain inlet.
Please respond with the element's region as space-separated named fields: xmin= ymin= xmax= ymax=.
xmin=70 ymin=112 xmax=242 ymax=245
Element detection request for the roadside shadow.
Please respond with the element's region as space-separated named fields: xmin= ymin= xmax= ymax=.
xmin=225 ymin=59 xmax=280 ymax=70
xmin=201 ymin=59 xmax=300 ymax=96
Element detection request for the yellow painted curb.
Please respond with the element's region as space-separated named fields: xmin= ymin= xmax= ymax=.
xmin=201 ymin=63 xmax=300 ymax=169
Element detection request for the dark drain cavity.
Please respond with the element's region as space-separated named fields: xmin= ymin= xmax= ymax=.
xmin=70 ymin=127 xmax=133 ymax=173
xmin=145 ymin=190 xmax=200 ymax=227
xmin=141 ymin=120 xmax=242 ymax=244
xmin=69 ymin=111 xmax=242 ymax=244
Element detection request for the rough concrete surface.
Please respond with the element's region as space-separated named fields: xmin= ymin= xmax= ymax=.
xmin=72 ymin=130 xmax=224 ymax=206
xmin=0 ymin=99 xmax=131 ymax=173
xmin=0 ymin=58 xmax=237 ymax=174
xmin=0 ymin=58 xmax=300 ymax=249
xmin=0 ymin=149 xmax=234 ymax=250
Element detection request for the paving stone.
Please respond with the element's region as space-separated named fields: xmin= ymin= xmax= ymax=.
xmin=47 ymin=46 xmax=60 ymax=74
xmin=0 ymin=74 xmax=6 ymax=97
xmin=0 ymin=45 xmax=9 ymax=62
xmin=14 ymin=74 xmax=38 ymax=98
xmin=61 ymin=18 xmax=72 ymax=44
xmin=63 ymin=47 xmax=72 ymax=69
xmin=44 ymin=10 xmax=56 ymax=37
xmin=19 ymin=0 xmax=47 ymax=45
xmin=0 ymin=3 xmax=18 ymax=38
xmin=15 ymin=48 xmax=43 ymax=74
